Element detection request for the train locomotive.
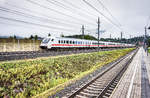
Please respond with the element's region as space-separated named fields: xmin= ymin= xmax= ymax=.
xmin=40 ymin=37 xmax=135 ymax=49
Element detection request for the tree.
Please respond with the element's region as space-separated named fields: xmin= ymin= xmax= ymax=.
xmin=34 ymin=35 xmax=38 ymax=40
xmin=61 ymin=33 xmax=64 ymax=37
xmin=9 ymin=36 xmax=13 ymax=39
xmin=14 ymin=35 xmax=17 ymax=39
xmin=48 ymin=33 xmax=51 ymax=37
xmin=29 ymin=35 xmax=34 ymax=39
xmin=148 ymin=39 xmax=150 ymax=47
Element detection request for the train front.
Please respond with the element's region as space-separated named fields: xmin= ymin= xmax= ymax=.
xmin=40 ymin=37 xmax=51 ymax=49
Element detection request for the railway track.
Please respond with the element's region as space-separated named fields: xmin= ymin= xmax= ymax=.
xmin=63 ymin=48 xmax=138 ymax=98
xmin=0 ymin=48 xmax=118 ymax=61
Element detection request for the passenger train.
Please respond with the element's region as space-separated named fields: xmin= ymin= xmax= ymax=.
xmin=40 ymin=37 xmax=135 ymax=49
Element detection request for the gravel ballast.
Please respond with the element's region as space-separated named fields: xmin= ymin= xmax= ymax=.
xmin=48 ymin=53 xmax=127 ymax=98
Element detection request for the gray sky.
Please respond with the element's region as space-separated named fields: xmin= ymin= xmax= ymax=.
xmin=0 ymin=0 xmax=149 ymax=38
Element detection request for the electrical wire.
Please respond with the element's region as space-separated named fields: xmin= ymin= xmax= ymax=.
xmin=0 ymin=16 xmax=79 ymax=32
xmin=83 ymin=0 xmax=122 ymax=30
xmin=97 ymin=0 xmax=122 ymax=26
xmin=0 ymin=7 xmax=83 ymax=29
xmin=26 ymin=0 xmax=96 ymax=26
xmin=6 ymin=3 xmax=88 ymax=26
xmin=46 ymin=0 xmax=96 ymax=21
xmin=63 ymin=0 xmax=98 ymax=17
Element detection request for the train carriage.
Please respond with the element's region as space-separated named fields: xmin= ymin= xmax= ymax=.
xmin=40 ymin=37 xmax=135 ymax=49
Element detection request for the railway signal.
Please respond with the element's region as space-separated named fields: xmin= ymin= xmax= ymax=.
xmin=82 ymin=25 xmax=85 ymax=39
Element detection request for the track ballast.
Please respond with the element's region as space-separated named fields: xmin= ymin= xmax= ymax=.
xmin=62 ymin=48 xmax=138 ymax=98
xmin=0 ymin=48 xmax=116 ymax=61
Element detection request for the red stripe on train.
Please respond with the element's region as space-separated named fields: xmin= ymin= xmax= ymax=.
xmin=51 ymin=44 xmax=119 ymax=47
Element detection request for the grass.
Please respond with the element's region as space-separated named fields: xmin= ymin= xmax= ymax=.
xmin=148 ymin=47 xmax=150 ymax=53
xmin=0 ymin=48 xmax=135 ymax=98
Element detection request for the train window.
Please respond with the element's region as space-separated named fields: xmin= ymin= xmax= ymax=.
xmin=42 ymin=38 xmax=50 ymax=43
xmin=75 ymin=41 xmax=77 ymax=44
xmin=76 ymin=41 xmax=78 ymax=44
xmin=73 ymin=41 xmax=75 ymax=44
xmin=70 ymin=41 xmax=72 ymax=44
xmin=66 ymin=40 xmax=69 ymax=44
xmin=51 ymin=39 xmax=54 ymax=41
xmin=58 ymin=40 xmax=61 ymax=43
xmin=61 ymin=40 xmax=63 ymax=43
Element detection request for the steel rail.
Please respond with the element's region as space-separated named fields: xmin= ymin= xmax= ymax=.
xmin=66 ymin=48 xmax=138 ymax=98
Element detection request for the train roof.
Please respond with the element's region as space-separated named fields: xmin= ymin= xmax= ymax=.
xmin=46 ymin=36 xmax=98 ymax=42
xmin=45 ymin=37 xmax=135 ymax=45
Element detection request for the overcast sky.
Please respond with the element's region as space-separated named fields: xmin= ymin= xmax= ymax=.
xmin=0 ymin=0 xmax=149 ymax=38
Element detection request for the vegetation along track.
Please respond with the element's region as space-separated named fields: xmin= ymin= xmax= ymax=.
xmin=0 ymin=48 xmax=119 ymax=61
xmin=63 ymin=48 xmax=139 ymax=98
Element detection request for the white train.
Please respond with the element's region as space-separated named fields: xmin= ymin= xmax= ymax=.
xmin=40 ymin=37 xmax=135 ymax=49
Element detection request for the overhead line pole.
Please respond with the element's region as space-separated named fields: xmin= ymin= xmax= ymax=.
xmin=98 ymin=17 xmax=100 ymax=49
xmin=82 ymin=25 xmax=85 ymax=39
xmin=121 ymin=32 xmax=123 ymax=43
xmin=144 ymin=26 xmax=147 ymax=50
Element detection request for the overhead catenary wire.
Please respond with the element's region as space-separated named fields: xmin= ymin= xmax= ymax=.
xmin=83 ymin=0 xmax=122 ymax=30
xmin=26 ymin=0 xmax=96 ymax=26
xmin=0 ymin=0 xmax=124 ymax=37
xmin=63 ymin=0 xmax=98 ymax=17
xmin=96 ymin=0 xmax=122 ymax=27
xmin=6 ymin=3 xmax=89 ymax=26
xmin=0 ymin=7 xmax=82 ymax=29
xmin=0 ymin=21 xmax=80 ymax=36
xmin=0 ymin=21 xmax=51 ymax=33
xmin=0 ymin=16 xmax=80 ymax=32
xmin=46 ymin=0 xmax=96 ymax=21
